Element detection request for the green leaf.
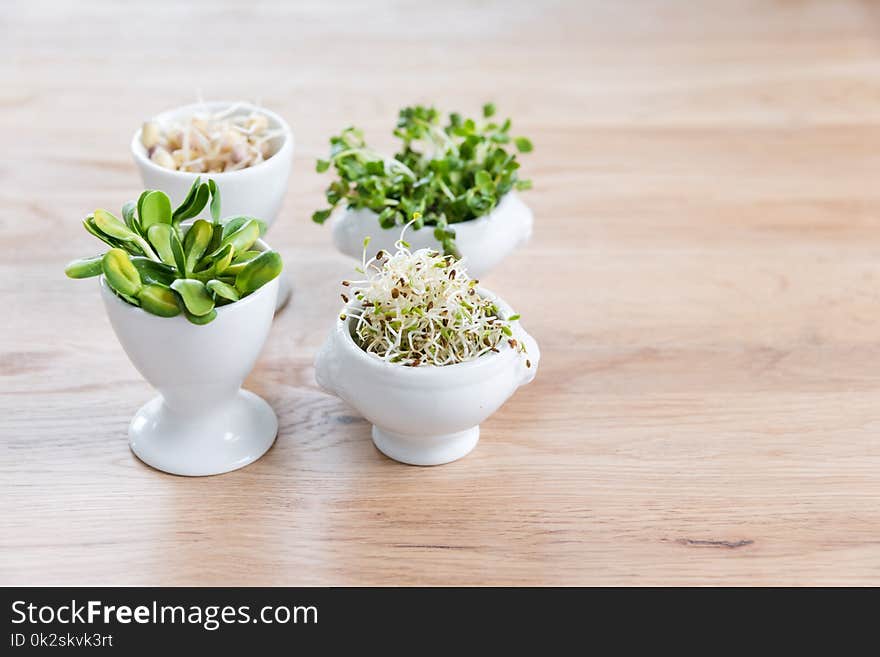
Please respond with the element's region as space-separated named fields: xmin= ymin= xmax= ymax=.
xmin=184 ymin=308 xmax=217 ymax=325
xmin=93 ymin=209 xmax=136 ymax=241
xmin=136 ymin=190 xmax=152 ymax=227
xmin=475 ymin=170 xmax=492 ymax=188
xmin=206 ymin=279 xmax=241 ymax=303
xmin=217 ymin=219 xmax=261 ymax=255
xmin=482 ymin=102 xmax=495 ymax=118
xmin=312 ymin=209 xmax=332 ymax=224
xmin=514 ymin=137 xmax=533 ymax=153
xmin=170 ymin=278 xmax=215 ymax=316
xmin=184 ymin=219 xmax=214 ymax=273
xmin=231 ymin=249 xmax=263 ymax=263
xmin=82 ymin=216 xmax=126 ymax=251
xmin=189 ymin=264 xmax=218 ymax=283
xmin=139 ymin=191 xmax=173 ymax=230
xmin=208 ymin=179 xmax=221 ymax=221
xmin=147 ymin=224 xmax=177 ymax=266
xmin=121 ymin=200 xmax=140 ymax=235
xmin=138 ymin=284 xmax=181 ymax=317
xmin=130 ymin=257 xmax=176 ymax=286
xmin=93 ymin=208 xmax=158 ymax=259
xmin=507 ymin=314 xmax=521 ymax=321
xmin=222 ymin=249 xmax=262 ymax=275
xmin=220 ymin=218 xmax=246 ymax=241
xmin=378 ymin=207 xmax=396 ymax=228
xmin=173 ymin=183 xmax=210 ymax=225
xmin=114 ymin=290 xmax=141 ymax=306
xmin=172 ymin=177 xmax=202 ymax=220
xmin=235 ymin=250 xmax=283 ymax=296
xmin=365 ymin=160 xmax=385 ymax=176
xmin=169 ymin=229 xmax=187 ymax=277
xmin=221 ymin=216 xmax=266 ymax=240
xmin=220 ymin=216 xmax=249 ymax=239
xmin=64 ymin=255 xmax=104 ymax=279
xmin=206 ymin=222 xmax=224 ymax=254
xmin=316 ymin=159 xmax=330 ymax=173
xmin=210 ymin=243 xmax=235 ymax=274
xmin=102 ymin=248 xmax=142 ymax=297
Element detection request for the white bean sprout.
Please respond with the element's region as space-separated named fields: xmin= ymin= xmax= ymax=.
xmin=141 ymin=104 xmax=283 ymax=173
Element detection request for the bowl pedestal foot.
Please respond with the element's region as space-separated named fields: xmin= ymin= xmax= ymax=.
xmin=371 ymin=425 xmax=479 ymax=466
xmin=129 ymin=389 xmax=277 ymax=476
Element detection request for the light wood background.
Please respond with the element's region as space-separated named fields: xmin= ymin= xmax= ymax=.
xmin=2 ymin=0 xmax=879 ymax=586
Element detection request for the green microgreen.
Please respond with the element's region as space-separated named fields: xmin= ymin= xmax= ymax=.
xmin=312 ymin=103 xmax=533 ymax=256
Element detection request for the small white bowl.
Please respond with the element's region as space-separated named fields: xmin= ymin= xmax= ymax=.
xmin=314 ymin=290 xmax=539 ymax=465
xmin=101 ymin=239 xmax=280 ymax=476
xmin=131 ymin=101 xmax=294 ymax=229
xmin=329 ymin=192 xmax=533 ymax=279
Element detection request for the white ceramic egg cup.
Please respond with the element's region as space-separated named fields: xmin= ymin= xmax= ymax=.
xmin=101 ymin=241 xmax=280 ymax=476
xmin=131 ymin=101 xmax=294 ymax=311
xmin=314 ymin=290 xmax=539 ymax=465
xmin=330 ymin=192 xmax=533 ymax=279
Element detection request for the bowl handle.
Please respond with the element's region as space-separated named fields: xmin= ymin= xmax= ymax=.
xmin=314 ymin=338 xmax=340 ymax=395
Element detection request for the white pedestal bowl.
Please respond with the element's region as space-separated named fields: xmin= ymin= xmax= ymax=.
xmin=101 ymin=270 xmax=280 ymax=476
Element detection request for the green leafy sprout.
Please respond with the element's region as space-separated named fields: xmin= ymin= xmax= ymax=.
xmin=65 ymin=178 xmax=283 ymax=325
xmin=313 ymin=103 xmax=533 ymax=256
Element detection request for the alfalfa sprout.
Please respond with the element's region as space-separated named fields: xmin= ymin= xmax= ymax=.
xmin=344 ymin=218 xmax=528 ymax=367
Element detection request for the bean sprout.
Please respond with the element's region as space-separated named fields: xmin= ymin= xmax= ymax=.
xmin=141 ymin=105 xmax=283 ymax=173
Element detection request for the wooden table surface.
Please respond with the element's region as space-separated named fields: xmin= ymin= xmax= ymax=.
xmin=3 ymin=0 xmax=880 ymax=586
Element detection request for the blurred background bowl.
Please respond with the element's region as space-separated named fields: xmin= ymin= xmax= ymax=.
xmin=130 ymin=100 xmax=294 ymax=229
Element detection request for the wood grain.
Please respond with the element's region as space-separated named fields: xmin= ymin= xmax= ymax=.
xmin=2 ymin=0 xmax=880 ymax=585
